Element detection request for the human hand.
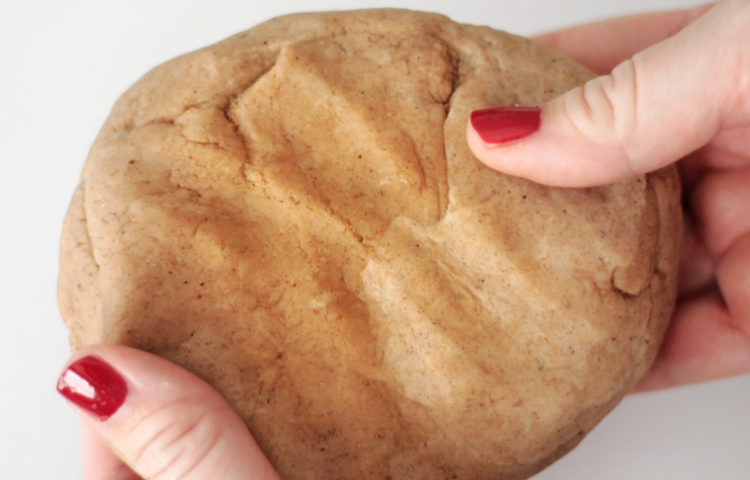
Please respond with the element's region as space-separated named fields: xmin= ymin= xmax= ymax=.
xmin=467 ymin=0 xmax=750 ymax=391
xmin=56 ymin=345 xmax=282 ymax=480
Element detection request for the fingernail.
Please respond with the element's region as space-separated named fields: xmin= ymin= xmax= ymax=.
xmin=57 ymin=355 xmax=128 ymax=421
xmin=470 ymin=106 xmax=541 ymax=144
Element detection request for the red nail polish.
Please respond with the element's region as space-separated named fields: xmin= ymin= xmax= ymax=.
xmin=471 ymin=106 xmax=541 ymax=144
xmin=57 ymin=355 xmax=128 ymax=421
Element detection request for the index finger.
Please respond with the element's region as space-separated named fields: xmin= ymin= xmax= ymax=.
xmin=534 ymin=4 xmax=715 ymax=74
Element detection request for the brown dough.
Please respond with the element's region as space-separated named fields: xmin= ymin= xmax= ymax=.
xmin=58 ymin=9 xmax=682 ymax=480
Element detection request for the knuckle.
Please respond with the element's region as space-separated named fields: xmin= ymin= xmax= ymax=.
xmin=570 ymin=57 xmax=643 ymax=176
xmin=129 ymin=399 xmax=228 ymax=480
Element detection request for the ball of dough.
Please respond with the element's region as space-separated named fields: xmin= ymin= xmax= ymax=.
xmin=59 ymin=9 xmax=682 ymax=480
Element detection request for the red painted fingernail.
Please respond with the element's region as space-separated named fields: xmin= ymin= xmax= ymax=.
xmin=470 ymin=106 xmax=541 ymax=144
xmin=57 ymin=355 xmax=128 ymax=421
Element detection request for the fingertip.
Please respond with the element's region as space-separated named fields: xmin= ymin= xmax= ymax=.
xmin=466 ymin=115 xmax=550 ymax=185
xmin=466 ymin=106 xmax=628 ymax=188
xmin=59 ymin=345 xmax=282 ymax=480
xmin=57 ymin=350 xmax=129 ymax=422
xmin=465 ymin=118 xmax=498 ymax=167
xmin=465 ymin=109 xmax=547 ymax=183
xmin=469 ymin=106 xmax=542 ymax=144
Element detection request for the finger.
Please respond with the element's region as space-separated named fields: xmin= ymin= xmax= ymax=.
xmin=717 ymin=233 xmax=750 ymax=335
xmin=534 ymin=4 xmax=714 ymax=74
xmin=57 ymin=345 xmax=281 ymax=480
xmin=677 ymin=212 xmax=715 ymax=299
xmin=692 ymin=167 xmax=750 ymax=256
xmin=680 ymin=124 xmax=750 ymax=190
xmin=633 ymin=292 xmax=750 ymax=392
xmin=467 ymin=0 xmax=750 ymax=187
xmin=636 ymin=229 xmax=750 ymax=392
xmin=81 ymin=421 xmax=139 ymax=480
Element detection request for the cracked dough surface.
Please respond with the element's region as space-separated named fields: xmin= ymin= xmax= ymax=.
xmin=59 ymin=9 xmax=682 ymax=480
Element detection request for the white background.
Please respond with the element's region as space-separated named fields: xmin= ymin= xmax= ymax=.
xmin=1 ymin=0 xmax=748 ymax=479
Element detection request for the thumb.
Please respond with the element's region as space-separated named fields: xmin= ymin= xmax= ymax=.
xmin=467 ymin=0 xmax=749 ymax=187
xmin=56 ymin=344 xmax=281 ymax=480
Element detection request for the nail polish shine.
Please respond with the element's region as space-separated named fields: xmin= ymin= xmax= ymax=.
xmin=471 ymin=106 xmax=541 ymax=144
xmin=57 ymin=355 xmax=128 ymax=421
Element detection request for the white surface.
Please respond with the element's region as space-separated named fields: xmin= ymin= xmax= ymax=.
xmin=1 ymin=0 xmax=747 ymax=479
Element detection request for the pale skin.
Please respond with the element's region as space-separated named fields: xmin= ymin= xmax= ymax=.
xmin=61 ymin=2 xmax=750 ymax=478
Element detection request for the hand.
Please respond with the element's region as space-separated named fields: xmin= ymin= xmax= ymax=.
xmin=467 ymin=0 xmax=750 ymax=391
xmin=57 ymin=345 xmax=282 ymax=480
